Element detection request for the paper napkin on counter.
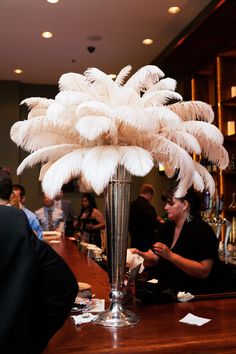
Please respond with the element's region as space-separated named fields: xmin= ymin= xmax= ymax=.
xmin=71 ymin=313 xmax=98 ymax=326
xmin=177 ymin=291 xmax=194 ymax=302
xmin=179 ymin=313 xmax=211 ymax=326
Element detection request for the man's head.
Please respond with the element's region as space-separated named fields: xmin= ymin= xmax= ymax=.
xmin=139 ymin=183 xmax=155 ymax=201
xmin=43 ymin=194 xmax=54 ymax=207
xmin=12 ymin=184 xmax=26 ymax=204
xmin=0 ymin=167 xmax=12 ymax=202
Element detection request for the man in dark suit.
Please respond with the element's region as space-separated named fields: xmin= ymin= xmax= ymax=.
xmin=129 ymin=184 xmax=162 ymax=251
xmin=0 ymin=167 xmax=78 ymax=354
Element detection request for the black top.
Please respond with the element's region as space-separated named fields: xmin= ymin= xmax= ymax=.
xmin=151 ymin=216 xmax=226 ymax=294
xmin=0 ymin=205 xmax=78 ymax=354
xmin=129 ymin=196 xmax=160 ymax=251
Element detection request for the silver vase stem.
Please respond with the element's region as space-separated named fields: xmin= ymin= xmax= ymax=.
xmin=95 ymin=165 xmax=139 ymax=327
xmin=105 ymin=165 xmax=131 ymax=288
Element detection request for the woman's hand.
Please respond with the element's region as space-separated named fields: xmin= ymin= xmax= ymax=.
xmin=129 ymin=248 xmax=145 ymax=257
xmin=130 ymin=248 xmax=158 ymax=266
xmin=152 ymin=242 xmax=173 ymax=261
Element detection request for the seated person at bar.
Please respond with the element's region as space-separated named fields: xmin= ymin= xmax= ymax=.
xmin=132 ymin=187 xmax=231 ymax=297
xmin=35 ymin=194 xmax=64 ymax=231
xmin=0 ymin=167 xmax=78 ymax=354
xmin=11 ymin=184 xmax=43 ymax=239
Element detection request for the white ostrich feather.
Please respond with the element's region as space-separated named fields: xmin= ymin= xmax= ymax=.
xmin=117 ymin=146 xmax=154 ymax=176
xmin=55 ymin=90 xmax=94 ymax=106
xmin=47 ymin=102 xmax=76 ymax=123
xmin=76 ymin=101 xmax=112 ymax=119
xmin=145 ymin=106 xmax=181 ymax=131
xmin=192 ymin=170 xmax=205 ymax=192
xmin=21 ymin=97 xmax=53 ymax=109
xmin=169 ymin=101 xmax=214 ymax=123
xmin=125 ymin=65 xmax=165 ymax=92
xmin=150 ymin=135 xmax=194 ymax=197
xmin=28 ymin=108 xmax=47 ymax=119
xmin=115 ymin=65 xmax=132 ymax=86
xmin=42 ymin=149 xmax=87 ymax=198
xmin=163 ymin=162 xmax=176 ymax=178
xmin=110 ymin=86 xmax=141 ymax=107
xmin=194 ymin=161 xmax=215 ymax=196
xmin=10 ymin=117 xmax=81 ymax=152
xmin=160 ymin=131 xmax=201 ymax=155
xmin=76 ymin=115 xmax=117 ymax=141
xmin=148 ymin=78 xmax=177 ymax=92
xmin=113 ymin=106 xmax=156 ymax=131
xmin=78 ymin=173 xmax=92 ymax=192
xmin=39 ymin=161 xmax=54 ymax=181
xmin=59 ymin=72 xmax=90 ymax=92
xmin=142 ymin=90 xmax=183 ymax=107
xmin=17 ymin=144 xmax=79 ymax=175
xmin=82 ymin=146 xmax=120 ymax=195
xmin=84 ymin=68 xmax=116 ymax=103
xmin=197 ymin=139 xmax=229 ymax=169
xmin=182 ymin=121 xmax=224 ymax=146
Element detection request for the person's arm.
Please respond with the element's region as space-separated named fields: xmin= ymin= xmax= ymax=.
xmin=92 ymin=208 xmax=105 ymax=230
xmin=152 ymin=242 xmax=213 ymax=279
xmin=30 ymin=215 xmax=44 ymax=240
xmin=130 ymin=248 xmax=159 ymax=267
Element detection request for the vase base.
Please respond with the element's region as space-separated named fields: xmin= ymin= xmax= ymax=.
xmin=94 ymin=307 xmax=139 ymax=327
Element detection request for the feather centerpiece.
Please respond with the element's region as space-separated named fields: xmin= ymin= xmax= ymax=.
xmin=10 ymin=65 xmax=229 ymax=198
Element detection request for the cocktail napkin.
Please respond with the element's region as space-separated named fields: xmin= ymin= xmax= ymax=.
xmin=71 ymin=313 xmax=98 ymax=325
xmin=179 ymin=313 xmax=211 ymax=326
xmin=127 ymin=249 xmax=144 ymax=273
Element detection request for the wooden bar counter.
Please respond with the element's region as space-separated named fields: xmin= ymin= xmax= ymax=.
xmin=44 ymin=237 xmax=236 ymax=354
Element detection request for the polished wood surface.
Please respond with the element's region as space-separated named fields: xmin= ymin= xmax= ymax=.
xmin=48 ymin=238 xmax=110 ymax=302
xmin=44 ymin=238 xmax=236 ymax=354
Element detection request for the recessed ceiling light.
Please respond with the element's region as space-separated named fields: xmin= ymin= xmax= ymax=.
xmin=109 ymin=74 xmax=117 ymax=80
xmin=46 ymin=0 xmax=60 ymax=3
xmin=168 ymin=6 xmax=181 ymax=14
xmin=14 ymin=69 xmax=23 ymax=74
xmin=41 ymin=31 xmax=53 ymax=39
xmin=142 ymin=38 xmax=154 ymax=45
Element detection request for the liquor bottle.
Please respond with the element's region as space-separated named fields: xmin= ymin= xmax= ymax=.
xmin=229 ymin=153 xmax=236 ymax=171
xmin=204 ymin=190 xmax=211 ymax=210
xmin=219 ymin=194 xmax=224 ymax=214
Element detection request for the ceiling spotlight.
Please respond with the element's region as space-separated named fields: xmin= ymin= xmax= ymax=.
xmin=46 ymin=0 xmax=60 ymax=3
xmin=109 ymin=74 xmax=117 ymax=80
xmin=168 ymin=6 xmax=181 ymax=14
xmin=14 ymin=68 xmax=23 ymax=74
xmin=41 ymin=31 xmax=53 ymax=39
xmin=142 ymin=38 xmax=154 ymax=45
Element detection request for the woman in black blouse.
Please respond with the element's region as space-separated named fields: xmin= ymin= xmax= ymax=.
xmin=133 ymin=188 xmax=230 ymax=295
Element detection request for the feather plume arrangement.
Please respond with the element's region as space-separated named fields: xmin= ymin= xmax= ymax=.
xmin=10 ymin=64 xmax=229 ymax=198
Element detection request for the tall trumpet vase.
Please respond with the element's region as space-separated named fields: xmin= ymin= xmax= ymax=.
xmin=94 ymin=165 xmax=139 ymax=327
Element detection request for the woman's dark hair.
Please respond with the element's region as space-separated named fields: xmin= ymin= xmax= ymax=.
xmin=0 ymin=167 xmax=13 ymax=201
xmin=161 ymin=187 xmax=203 ymax=217
xmin=79 ymin=192 xmax=97 ymax=217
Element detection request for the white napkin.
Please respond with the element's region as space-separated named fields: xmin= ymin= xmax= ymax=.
xmin=177 ymin=291 xmax=194 ymax=302
xmin=71 ymin=313 xmax=98 ymax=325
xmin=179 ymin=313 xmax=211 ymax=326
xmin=126 ymin=249 xmax=144 ymax=273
